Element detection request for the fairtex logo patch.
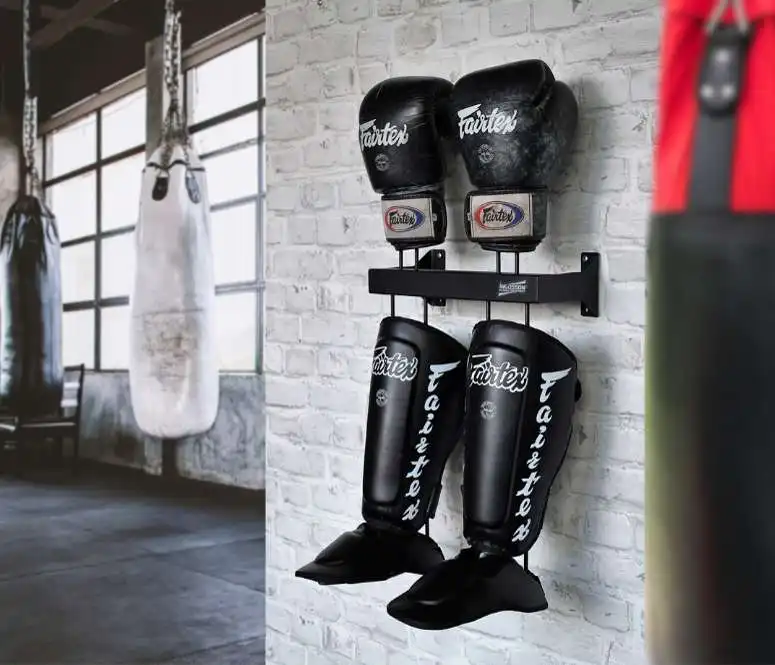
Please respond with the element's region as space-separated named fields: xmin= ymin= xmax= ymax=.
xmin=457 ymin=103 xmax=519 ymax=139
xmin=359 ymin=119 xmax=409 ymax=151
xmin=474 ymin=201 xmax=525 ymax=230
xmin=385 ymin=206 xmax=425 ymax=233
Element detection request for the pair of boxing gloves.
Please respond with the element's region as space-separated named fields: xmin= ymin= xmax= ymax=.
xmin=358 ymin=59 xmax=579 ymax=254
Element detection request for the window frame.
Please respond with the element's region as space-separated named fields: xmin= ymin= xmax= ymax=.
xmin=40 ymin=14 xmax=266 ymax=374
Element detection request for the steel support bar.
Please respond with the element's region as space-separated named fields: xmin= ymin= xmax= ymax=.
xmin=368 ymin=252 xmax=600 ymax=318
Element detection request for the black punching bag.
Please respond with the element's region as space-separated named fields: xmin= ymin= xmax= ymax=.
xmin=0 ymin=195 xmax=63 ymax=416
xmin=648 ymin=1 xmax=775 ymax=663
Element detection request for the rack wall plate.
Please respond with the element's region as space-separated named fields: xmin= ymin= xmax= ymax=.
xmin=368 ymin=251 xmax=600 ymax=318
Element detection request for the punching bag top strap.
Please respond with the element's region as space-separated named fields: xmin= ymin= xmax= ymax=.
xmin=688 ymin=0 xmax=753 ymax=211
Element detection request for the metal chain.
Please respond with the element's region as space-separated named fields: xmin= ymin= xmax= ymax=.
xmin=160 ymin=0 xmax=188 ymax=168
xmin=22 ymin=0 xmax=40 ymax=194
xmin=706 ymin=0 xmax=750 ymax=34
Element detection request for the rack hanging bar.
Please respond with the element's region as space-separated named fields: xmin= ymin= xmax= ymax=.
xmin=368 ymin=251 xmax=600 ymax=318
xmin=516 ymin=252 xmax=530 ymax=326
xmin=413 ymin=247 xmax=429 ymax=324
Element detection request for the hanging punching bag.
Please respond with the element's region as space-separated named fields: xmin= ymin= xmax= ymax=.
xmin=648 ymin=1 xmax=775 ymax=663
xmin=129 ymin=5 xmax=218 ymax=439
xmin=0 ymin=1 xmax=63 ymax=419
xmin=0 ymin=196 xmax=63 ymax=417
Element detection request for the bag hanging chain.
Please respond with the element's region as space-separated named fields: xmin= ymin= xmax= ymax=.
xmin=160 ymin=0 xmax=188 ymax=168
xmin=22 ymin=0 xmax=40 ymax=195
xmin=706 ymin=0 xmax=750 ymax=33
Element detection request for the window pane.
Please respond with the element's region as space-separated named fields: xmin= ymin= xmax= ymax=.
xmin=101 ymin=89 xmax=146 ymax=158
xmin=190 ymin=40 xmax=259 ymax=124
xmin=48 ymin=172 xmax=97 ymax=242
xmin=212 ymin=203 xmax=256 ymax=285
xmin=47 ymin=114 xmax=97 ymax=178
xmin=259 ymin=117 xmax=266 ymax=195
xmin=192 ymin=112 xmax=258 ymax=156
xmin=203 ymin=146 xmax=258 ymax=205
xmin=101 ymin=305 xmax=130 ymax=370
xmin=101 ymin=233 xmax=135 ymax=299
xmin=215 ymin=291 xmax=256 ymax=372
xmin=35 ymin=142 xmax=44 ymax=179
xmin=63 ymin=309 xmax=95 ymax=369
xmin=101 ymin=153 xmax=144 ymax=231
xmin=62 ymin=242 xmax=95 ymax=304
xmin=259 ymin=34 xmax=266 ymax=99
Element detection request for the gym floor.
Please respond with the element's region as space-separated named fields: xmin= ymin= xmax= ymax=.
xmin=0 ymin=463 xmax=265 ymax=665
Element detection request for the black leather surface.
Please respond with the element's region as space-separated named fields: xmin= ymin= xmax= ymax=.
xmin=385 ymin=320 xmax=579 ymax=628
xmin=362 ymin=317 xmax=467 ymax=531
xmin=649 ymin=212 xmax=775 ymax=664
xmin=688 ymin=25 xmax=749 ymax=211
xmin=387 ymin=549 xmax=547 ymax=630
xmin=295 ymin=523 xmax=444 ymax=586
xmin=358 ymin=76 xmax=453 ymax=195
xmin=0 ymin=195 xmax=63 ymax=417
xmin=295 ymin=317 xmax=467 ymax=586
xmin=462 ymin=320 xmax=579 ymax=557
xmin=364 ymin=333 xmax=415 ymax=506
xmin=449 ymin=60 xmax=578 ymax=190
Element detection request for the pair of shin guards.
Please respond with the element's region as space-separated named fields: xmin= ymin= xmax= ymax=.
xmin=296 ymin=316 xmax=580 ymax=630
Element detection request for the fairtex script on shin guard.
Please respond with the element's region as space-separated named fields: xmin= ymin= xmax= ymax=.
xmin=469 ymin=354 xmax=529 ymax=394
xmin=511 ymin=368 xmax=573 ymax=543
xmin=372 ymin=346 xmax=418 ymax=382
xmin=402 ymin=360 xmax=461 ymax=522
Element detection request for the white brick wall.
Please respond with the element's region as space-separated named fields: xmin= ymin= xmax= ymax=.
xmin=265 ymin=1 xmax=655 ymax=662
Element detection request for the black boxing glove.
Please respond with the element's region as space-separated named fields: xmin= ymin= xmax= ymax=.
xmin=359 ymin=77 xmax=453 ymax=251
xmin=450 ymin=60 xmax=578 ymax=253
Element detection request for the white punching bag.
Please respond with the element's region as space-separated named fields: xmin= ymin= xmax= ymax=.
xmin=129 ymin=140 xmax=219 ymax=439
xmin=129 ymin=3 xmax=218 ymax=438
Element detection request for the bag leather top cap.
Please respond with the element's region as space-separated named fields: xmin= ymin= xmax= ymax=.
xmin=655 ymin=0 xmax=775 ymax=212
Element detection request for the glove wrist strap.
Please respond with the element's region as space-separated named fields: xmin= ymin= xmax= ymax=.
xmin=464 ymin=188 xmax=549 ymax=253
xmin=381 ymin=190 xmax=447 ymax=250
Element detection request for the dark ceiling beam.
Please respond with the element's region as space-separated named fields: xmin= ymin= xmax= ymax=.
xmin=0 ymin=54 xmax=23 ymax=117
xmin=39 ymin=31 xmax=143 ymax=120
xmin=0 ymin=0 xmax=133 ymax=37
xmin=40 ymin=5 xmax=133 ymax=36
xmin=37 ymin=0 xmax=264 ymax=121
xmin=30 ymin=0 xmax=129 ymax=50
xmin=0 ymin=21 xmax=20 ymax=66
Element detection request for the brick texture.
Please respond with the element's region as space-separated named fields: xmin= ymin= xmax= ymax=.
xmin=265 ymin=1 xmax=654 ymax=663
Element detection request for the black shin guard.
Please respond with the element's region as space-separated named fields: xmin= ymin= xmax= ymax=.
xmin=388 ymin=320 xmax=581 ymax=629
xmin=296 ymin=316 xmax=468 ymax=585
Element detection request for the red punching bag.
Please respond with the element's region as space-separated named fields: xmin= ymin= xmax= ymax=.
xmin=648 ymin=1 xmax=775 ymax=663
xmin=654 ymin=0 xmax=775 ymax=212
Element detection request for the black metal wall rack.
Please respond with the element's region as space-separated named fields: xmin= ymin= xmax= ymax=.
xmin=368 ymin=250 xmax=601 ymax=318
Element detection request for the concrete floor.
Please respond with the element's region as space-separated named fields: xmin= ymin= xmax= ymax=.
xmin=0 ymin=465 xmax=265 ymax=665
